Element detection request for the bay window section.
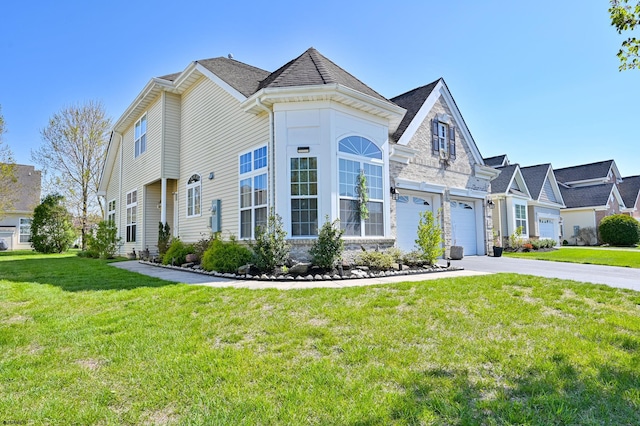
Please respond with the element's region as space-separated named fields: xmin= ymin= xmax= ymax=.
xmin=290 ymin=157 xmax=318 ymax=236
xmin=239 ymin=146 xmax=268 ymax=239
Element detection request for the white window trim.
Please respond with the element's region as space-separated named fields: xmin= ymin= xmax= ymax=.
xmin=107 ymin=199 xmax=116 ymax=224
xmin=338 ymin=137 xmax=385 ymax=238
xmin=134 ymin=114 xmax=147 ymax=158
xmin=437 ymin=122 xmax=448 ymax=153
xmin=514 ymin=202 xmax=527 ymax=236
xmin=238 ymin=145 xmax=268 ymax=240
xmin=290 ymin=156 xmax=319 ymax=237
xmin=186 ymin=174 xmax=202 ymax=218
xmin=19 ymin=217 xmax=31 ymax=243
xmin=126 ymin=189 xmax=137 ymax=243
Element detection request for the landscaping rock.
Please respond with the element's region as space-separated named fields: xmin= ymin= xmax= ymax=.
xmin=289 ymin=262 xmax=311 ymax=275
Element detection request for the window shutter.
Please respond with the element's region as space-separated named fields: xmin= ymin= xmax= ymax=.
xmin=432 ymin=119 xmax=439 ymax=153
xmin=449 ymin=126 xmax=456 ymax=159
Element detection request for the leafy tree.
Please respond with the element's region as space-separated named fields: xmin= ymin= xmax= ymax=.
xmin=252 ymin=210 xmax=290 ymax=273
xmin=0 ymin=105 xmax=17 ymax=218
xmin=32 ymin=101 xmax=111 ymax=249
xmin=610 ymin=0 xmax=640 ymax=70
xmin=85 ymin=220 xmax=122 ymax=259
xmin=31 ymin=194 xmax=76 ymax=253
xmin=415 ymin=210 xmax=444 ymax=265
xmin=599 ymin=214 xmax=640 ymax=246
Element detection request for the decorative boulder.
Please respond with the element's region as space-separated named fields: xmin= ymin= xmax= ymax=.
xmin=289 ymin=262 xmax=311 ymax=275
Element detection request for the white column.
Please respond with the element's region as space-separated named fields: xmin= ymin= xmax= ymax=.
xmin=160 ymin=178 xmax=167 ymax=224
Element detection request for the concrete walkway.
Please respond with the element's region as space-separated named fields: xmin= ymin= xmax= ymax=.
xmin=110 ymin=261 xmax=488 ymax=290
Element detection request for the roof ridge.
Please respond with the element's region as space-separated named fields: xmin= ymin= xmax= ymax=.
xmin=307 ymin=47 xmax=334 ymax=84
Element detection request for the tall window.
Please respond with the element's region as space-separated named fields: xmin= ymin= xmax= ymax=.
xmin=291 ymin=157 xmax=318 ymax=236
xmin=338 ymin=136 xmax=384 ymax=237
xmin=437 ymin=122 xmax=448 ymax=153
xmin=239 ymin=146 xmax=267 ymax=239
xmin=134 ymin=115 xmax=147 ymax=158
xmin=186 ymin=174 xmax=201 ymax=217
xmin=107 ymin=200 xmax=116 ymax=224
xmin=19 ymin=218 xmax=31 ymax=243
xmin=126 ymin=190 xmax=137 ymax=242
xmin=515 ymin=203 xmax=527 ymax=234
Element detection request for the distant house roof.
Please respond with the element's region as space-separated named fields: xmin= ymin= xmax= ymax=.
xmin=490 ymin=164 xmax=519 ymax=194
xmin=484 ymin=155 xmax=509 ymax=168
xmin=390 ymin=80 xmax=439 ymax=142
xmin=520 ymin=164 xmax=551 ymax=200
xmin=1 ymin=164 xmax=41 ymax=212
xmin=554 ymin=160 xmax=615 ymax=184
xmin=559 ymin=183 xmax=615 ymax=209
xmin=619 ymin=175 xmax=640 ymax=209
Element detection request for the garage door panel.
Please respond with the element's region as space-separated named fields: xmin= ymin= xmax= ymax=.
xmin=451 ymin=200 xmax=477 ymax=256
xmin=539 ymin=219 xmax=556 ymax=240
xmin=396 ymin=195 xmax=432 ymax=252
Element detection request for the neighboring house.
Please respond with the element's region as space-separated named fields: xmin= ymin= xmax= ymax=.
xmin=98 ymin=47 xmax=498 ymax=259
xmin=554 ymin=160 xmax=626 ymax=244
xmin=483 ymin=154 xmax=509 ymax=168
xmin=0 ymin=164 xmax=42 ymax=250
xmin=520 ymin=164 xmax=565 ymax=242
xmin=486 ymin=163 xmax=532 ymax=245
xmin=619 ymin=175 xmax=640 ymax=219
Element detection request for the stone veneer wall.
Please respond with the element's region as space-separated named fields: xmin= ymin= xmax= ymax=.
xmin=288 ymin=238 xmax=395 ymax=263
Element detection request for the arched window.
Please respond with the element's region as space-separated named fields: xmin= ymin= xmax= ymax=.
xmin=186 ymin=174 xmax=201 ymax=217
xmin=338 ymin=136 xmax=384 ymax=236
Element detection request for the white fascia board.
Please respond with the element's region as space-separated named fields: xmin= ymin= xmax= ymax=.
xmin=390 ymin=144 xmax=418 ymax=164
xmin=194 ymin=63 xmax=246 ymax=102
xmin=545 ymin=165 xmax=566 ymax=206
xmin=563 ymin=177 xmax=608 ymax=186
xmin=610 ymin=161 xmax=622 ymax=182
xmin=449 ymin=187 xmax=488 ymax=199
xmin=439 ymin=82 xmax=484 ymax=165
xmin=395 ymin=177 xmax=445 ymax=194
xmin=512 ymin=166 xmax=532 ymax=198
xmin=112 ymin=78 xmax=173 ymax=133
xmin=611 ymin=184 xmax=626 ymax=208
xmin=98 ymin=131 xmax=118 ymax=194
xmin=396 ymin=80 xmax=442 ymax=147
xmin=561 ymin=206 xmax=606 ymax=212
xmin=475 ymin=164 xmax=501 ymax=181
xmin=529 ymin=199 xmax=566 ymax=209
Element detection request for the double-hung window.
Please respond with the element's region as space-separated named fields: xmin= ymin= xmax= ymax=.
xmin=515 ymin=203 xmax=527 ymax=234
xmin=126 ymin=190 xmax=137 ymax=242
xmin=107 ymin=200 xmax=116 ymax=224
xmin=291 ymin=157 xmax=318 ymax=236
xmin=437 ymin=122 xmax=448 ymax=153
xmin=338 ymin=136 xmax=384 ymax=237
xmin=239 ymin=146 xmax=267 ymax=239
xmin=19 ymin=218 xmax=31 ymax=243
xmin=186 ymin=174 xmax=201 ymax=217
xmin=134 ymin=115 xmax=147 ymax=158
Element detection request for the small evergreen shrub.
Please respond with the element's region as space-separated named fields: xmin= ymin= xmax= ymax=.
xmin=599 ymin=214 xmax=640 ymax=246
xmin=162 ymin=238 xmax=194 ymax=265
xmin=309 ymin=217 xmax=344 ymax=269
xmin=86 ymin=221 xmax=122 ymax=259
xmin=192 ymin=233 xmax=217 ymax=263
xmin=385 ymin=247 xmax=403 ymax=263
xmin=157 ymin=222 xmax=171 ymax=257
xmin=252 ymin=210 xmax=290 ymax=273
xmin=508 ymin=226 xmax=524 ymax=250
xmin=201 ymin=236 xmax=253 ymax=273
xmin=355 ymin=250 xmax=395 ymax=270
xmin=402 ymin=250 xmax=427 ymax=267
xmin=415 ymin=210 xmax=444 ymax=265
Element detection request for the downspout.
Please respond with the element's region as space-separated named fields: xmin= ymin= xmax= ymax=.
xmin=255 ymin=98 xmax=275 ymax=211
xmin=117 ymin=131 xmax=124 ymax=251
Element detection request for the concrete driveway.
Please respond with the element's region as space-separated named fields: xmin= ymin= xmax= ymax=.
xmin=455 ymin=255 xmax=640 ymax=292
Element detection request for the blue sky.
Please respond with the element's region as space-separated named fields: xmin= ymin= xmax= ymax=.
xmin=1 ymin=1 xmax=638 ymax=176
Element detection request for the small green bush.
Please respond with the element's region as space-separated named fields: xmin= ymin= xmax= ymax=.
xmin=599 ymin=214 xmax=640 ymax=246
xmin=252 ymin=210 xmax=290 ymax=273
xmin=508 ymin=226 xmax=524 ymax=250
xmin=355 ymin=250 xmax=395 ymax=270
xmin=415 ymin=210 xmax=444 ymax=265
xmin=309 ymin=217 xmax=344 ymax=269
xmin=385 ymin=247 xmax=403 ymax=262
xmin=402 ymin=250 xmax=427 ymax=267
xmin=85 ymin=221 xmax=122 ymax=259
xmin=192 ymin=233 xmax=217 ymax=263
xmin=201 ymin=237 xmax=253 ymax=273
xmin=162 ymin=238 xmax=194 ymax=265
xmin=157 ymin=222 xmax=171 ymax=257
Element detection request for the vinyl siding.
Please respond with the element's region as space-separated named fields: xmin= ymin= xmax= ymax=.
xmin=539 ymin=177 xmax=558 ymax=203
xmin=163 ymin=92 xmax=181 ymax=179
xmin=144 ymin=182 xmax=161 ymax=252
xmin=104 ymin=139 xmax=123 ymax=244
xmin=178 ymin=76 xmax=268 ymax=242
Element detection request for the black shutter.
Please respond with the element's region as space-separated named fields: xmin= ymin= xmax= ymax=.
xmin=432 ymin=119 xmax=439 ymax=153
xmin=449 ymin=126 xmax=456 ymax=159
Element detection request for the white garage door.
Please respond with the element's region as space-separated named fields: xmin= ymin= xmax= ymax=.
xmin=396 ymin=195 xmax=432 ymax=252
xmin=450 ymin=200 xmax=477 ymax=256
xmin=539 ymin=219 xmax=556 ymax=240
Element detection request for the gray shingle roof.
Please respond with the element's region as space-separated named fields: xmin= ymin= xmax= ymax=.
xmin=490 ymin=164 xmax=519 ymax=194
xmin=559 ymin=183 xmax=614 ymax=209
xmin=1 ymin=164 xmax=41 ymax=212
xmin=484 ymin=155 xmax=508 ymax=167
xmin=619 ymin=175 xmax=640 ymax=209
xmin=197 ymin=58 xmax=271 ymax=97
xmin=520 ymin=164 xmax=551 ymax=200
xmin=390 ymin=80 xmax=439 ymax=142
xmin=257 ymin=47 xmax=390 ymax=103
xmin=554 ymin=160 xmax=613 ymax=184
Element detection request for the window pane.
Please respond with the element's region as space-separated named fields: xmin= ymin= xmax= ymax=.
xmin=194 ymin=186 xmax=200 ymax=215
xmin=240 ymin=152 xmax=252 ymax=174
xmin=364 ymin=163 xmax=383 ymax=200
xmin=254 ymin=146 xmax=267 ymax=170
xmin=338 ymin=136 xmax=382 ymax=159
xmin=365 ymin=202 xmax=384 ymax=236
xmin=339 ymin=158 xmax=359 ymax=197
xmin=240 ymin=178 xmax=252 ymax=208
xmin=240 ymin=210 xmax=252 ymax=239
xmin=255 ymin=207 xmax=267 ymax=234
xmin=254 ymin=174 xmax=267 ymax=206
xmin=340 ymin=199 xmax=360 ymax=236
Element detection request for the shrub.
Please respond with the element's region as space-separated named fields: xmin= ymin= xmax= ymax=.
xmin=385 ymin=247 xmax=403 ymax=263
xmin=599 ymin=214 xmax=640 ymax=246
xmin=31 ymin=194 xmax=76 ymax=253
xmin=157 ymin=222 xmax=171 ymax=257
xmin=562 ymin=240 xmax=569 ymax=246
xmin=192 ymin=233 xmax=217 ymax=263
xmin=508 ymin=226 xmax=524 ymax=250
xmin=355 ymin=250 xmax=395 ymax=270
xmin=201 ymin=236 xmax=253 ymax=273
xmin=86 ymin=221 xmax=122 ymax=259
xmin=309 ymin=217 xmax=344 ymax=269
xmin=540 ymin=239 xmax=556 ymax=249
xmin=402 ymin=250 xmax=427 ymax=267
xmin=577 ymin=226 xmax=597 ymax=246
xmin=522 ymin=243 xmax=533 ymax=252
xmin=252 ymin=210 xmax=290 ymax=273
xmin=162 ymin=238 xmax=194 ymax=265
xmin=415 ymin=210 xmax=444 ymax=265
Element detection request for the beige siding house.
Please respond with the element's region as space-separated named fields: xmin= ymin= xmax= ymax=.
xmin=99 ymin=48 xmax=498 ymax=258
xmin=0 ymin=164 xmax=42 ymax=250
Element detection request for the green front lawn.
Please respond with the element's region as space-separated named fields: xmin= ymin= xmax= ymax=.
xmin=505 ymin=247 xmax=640 ymax=268
xmin=1 ymin=252 xmax=639 ymax=424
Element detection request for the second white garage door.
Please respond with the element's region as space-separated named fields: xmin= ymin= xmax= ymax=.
xmin=450 ymin=200 xmax=477 ymax=256
xmin=396 ymin=195 xmax=432 ymax=252
xmin=538 ymin=218 xmax=556 ymax=241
